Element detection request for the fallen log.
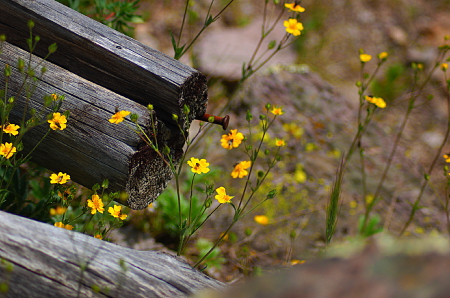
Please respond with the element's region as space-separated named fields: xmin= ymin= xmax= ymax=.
xmin=0 ymin=210 xmax=224 ymax=297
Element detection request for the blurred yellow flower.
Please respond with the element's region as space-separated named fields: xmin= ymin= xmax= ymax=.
xmin=108 ymin=205 xmax=127 ymax=220
xmin=50 ymin=206 xmax=67 ymax=216
xmin=441 ymin=63 xmax=448 ymax=72
xmin=444 ymin=154 xmax=450 ymax=163
xmin=48 ymin=113 xmax=67 ymax=130
xmin=0 ymin=142 xmax=16 ymax=159
xmin=215 ymin=187 xmax=233 ymax=204
xmin=254 ymin=215 xmax=269 ymax=225
xmin=51 ymin=93 xmax=58 ymax=101
xmin=94 ymin=234 xmax=103 ymax=240
xmin=291 ymin=259 xmax=306 ymax=265
xmin=283 ymin=122 xmax=303 ymax=139
xmin=365 ymin=194 xmax=374 ymax=205
xmin=365 ymin=96 xmax=386 ymax=108
xmin=50 ymin=172 xmax=71 ymax=184
xmin=271 ymin=106 xmax=284 ymax=116
xmin=2 ymin=123 xmax=20 ymax=136
xmin=187 ymin=157 xmax=210 ymax=174
xmin=360 ymin=54 xmax=372 ymax=63
xmin=284 ymin=19 xmax=303 ymax=36
xmin=54 ymin=222 xmax=73 ymax=230
xmin=285 ymin=3 xmax=305 ymax=12
xmin=87 ymin=194 xmax=105 ymax=214
xmin=231 ymin=161 xmax=251 ymax=178
xmin=378 ymin=52 xmax=388 ymax=60
xmin=221 ymin=129 xmax=244 ymax=150
xmin=109 ymin=110 xmax=130 ymax=124
xmin=275 ymin=138 xmax=286 ymax=147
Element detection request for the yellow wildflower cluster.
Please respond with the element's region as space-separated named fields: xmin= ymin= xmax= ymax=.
xmin=283 ymin=3 xmax=305 ymax=36
xmin=2 ymin=123 xmax=20 ymax=136
xmin=221 ymin=129 xmax=244 ymax=150
xmin=187 ymin=157 xmax=210 ymax=174
xmin=365 ymin=96 xmax=386 ymax=108
xmin=50 ymin=172 xmax=71 ymax=184
xmin=444 ymin=154 xmax=450 ymax=163
xmin=87 ymin=194 xmax=105 ymax=214
xmin=54 ymin=222 xmax=73 ymax=230
xmin=0 ymin=142 xmax=16 ymax=159
xmin=108 ymin=204 xmax=127 ymax=220
xmin=231 ymin=161 xmax=251 ymax=178
xmin=48 ymin=113 xmax=67 ymax=131
xmin=109 ymin=110 xmax=130 ymax=124
xmin=215 ymin=187 xmax=233 ymax=204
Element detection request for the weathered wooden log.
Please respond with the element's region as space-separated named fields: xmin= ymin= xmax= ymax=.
xmin=0 ymin=0 xmax=210 ymax=209
xmin=0 ymin=41 xmax=178 ymax=209
xmin=0 ymin=0 xmax=208 ymax=126
xmin=0 ymin=210 xmax=223 ymax=297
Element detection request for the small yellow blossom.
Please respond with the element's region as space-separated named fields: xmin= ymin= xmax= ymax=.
xmin=275 ymin=138 xmax=286 ymax=147
xmin=415 ymin=227 xmax=425 ymax=234
xmin=270 ymin=106 xmax=284 ymax=116
xmin=444 ymin=154 xmax=450 ymax=163
xmin=50 ymin=206 xmax=67 ymax=216
xmin=349 ymin=200 xmax=358 ymax=209
xmin=108 ymin=205 xmax=127 ymax=220
xmin=284 ymin=18 xmax=303 ymax=36
xmin=2 ymin=123 xmax=20 ymax=136
xmin=365 ymin=194 xmax=374 ymax=205
xmin=94 ymin=234 xmax=103 ymax=240
xmin=360 ymin=54 xmax=372 ymax=63
xmin=221 ymin=129 xmax=244 ymax=150
xmin=365 ymin=96 xmax=386 ymax=108
xmin=441 ymin=63 xmax=448 ymax=72
xmin=51 ymin=93 xmax=58 ymax=101
xmin=50 ymin=172 xmax=71 ymax=184
xmin=254 ymin=215 xmax=269 ymax=225
xmin=215 ymin=187 xmax=233 ymax=204
xmin=231 ymin=161 xmax=251 ymax=178
xmin=417 ymin=63 xmax=424 ymax=70
xmin=283 ymin=122 xmax=303 ymax=139
xmin=291 ymin=259 xmax=306 ymax=265
xmin=0 ymin=142 xmax=16 ymax=159
xmin=109 ymin=110 xmax=130 ymax=124
xmin=54 ymin=222 xmax=73 ymax=230
xmin=87 ymin=194 xmax=105 ymax=214
xmin=378 ymin=52 xmax=388 ymax=60
xmin=187 ymin=157 xmax=210 ymax=174
xmin=48 ymin=113 xmax=67 ymax=131
xmin=285 ymin=3 xmax=305 ymax=12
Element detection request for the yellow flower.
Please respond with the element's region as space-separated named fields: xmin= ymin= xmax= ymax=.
xmin=365 ymin=96 xmax=386 ymax=108
xmin=231 ymin=161 xmax=251 ymax=178
xmin=50 ymin=206 xmax=67 ymax=216
xmin=284 ymin=19 xmax=303 ymax=36
xmin=48 ymin=113 xmax=67 ymax=131
xmin=417 ymin=63 xmax=424 ymax=70
xmin=215 ymin=187 xmax=234 ymax=204
xmin=378 ymin=52 xmax=388 ymax=60
xmin=221 ymin=129 xmax=244 ymax=150
xmin=50 ymin=172 xmax=71 ymax=184
xmin=51 ymin=93 xmax=58 ymax=101
xmin=365 ymin=194 xmax=374 ymax=205
xmin=108 ymin=205 xmax=127 ymax=220
xmin=54 ymin=222 xmax=73 ymax=230
xmin=291 ymin=259 xmax=306 ymax=265
xmin=2 ymin=123 xmax=20 ymax=136
xmin=360 ymin=54 xmax=372 ymax=63
xmin=275 ymin=138 xmax=286 ymax=147
xmin=254 ymin=215 xmax=269 ymax=225
xmin=94 ymin=234 xmax=103 ymax=240
xmin=441 ymin=63 xmax=448 ymax=72
xmin=0 ymin=142 xmax=16 ymax=159
xmin=270 ymin=106 xmax=284 ymax=116
xmin=87 ymin=194 xmax=105 ymax=214
xmin=284 ymin=3 xmax=305 ymax=12
xmin=444 ymin=154 xmax=450 ymax=163
xmin=187 ymin=157 xmax=210 ymax=174
xmin=109 ymin=110 xmax=130 ymax=124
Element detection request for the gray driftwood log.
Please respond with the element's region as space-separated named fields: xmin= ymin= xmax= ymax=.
xmin=0 ymin=0 xmax=210 ymax=209
xmin=0 ymin=210 xmax=223 ymax=297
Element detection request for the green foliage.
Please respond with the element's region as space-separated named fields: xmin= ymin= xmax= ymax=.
xmin=57 ymin=0 xmax=144 ymax=37
xmin=370 ymin=63 xmax=409 ymax=103
xmin=195 ymin=238 xmax=225 ymax=271
xmin=358 ymin=214 xmax=383 ymax=237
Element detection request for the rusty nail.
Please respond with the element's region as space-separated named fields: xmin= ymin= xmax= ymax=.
xmin=197 ymin=113 xmax=230 ymax=130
